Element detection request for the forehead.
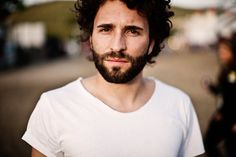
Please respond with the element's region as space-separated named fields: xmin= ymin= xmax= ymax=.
xmin=94 ymin=0 xmax=148 ymax=28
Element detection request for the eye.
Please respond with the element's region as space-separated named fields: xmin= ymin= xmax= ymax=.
xmin=126 ymin=28 xmax=141 ymax=36
xmin=99 ymin=27 xmax=111 ymax=33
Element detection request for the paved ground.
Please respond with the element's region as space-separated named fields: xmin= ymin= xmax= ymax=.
xmin=0 ymin=49 xmax=219 ymax=156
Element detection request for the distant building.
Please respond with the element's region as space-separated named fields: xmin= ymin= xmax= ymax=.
xmin=182 ymin=9 xmax=218 ymax=48
xmin=8 ymin=22 xmax=46 ymax=49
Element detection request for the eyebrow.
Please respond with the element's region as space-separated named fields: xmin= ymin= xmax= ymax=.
xmin=97 ymin=24 xmax=144 ymax=31
xmin=124 ymin=25 xmax=143 ymax=31
xmin=97 ymin=23 xmax=113 ymax=28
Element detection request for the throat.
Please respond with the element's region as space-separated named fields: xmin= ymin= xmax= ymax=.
xmin=82 ymin=75 xmax=155 ymax=113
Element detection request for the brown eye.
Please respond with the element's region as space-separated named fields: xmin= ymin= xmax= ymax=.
xmin=98 ymin=25 xmax=112 ymax=33
xmin=100 ymin=27 xmax=110 ymax=32
xmin=126 ymin=28 xmax=140 ymax=36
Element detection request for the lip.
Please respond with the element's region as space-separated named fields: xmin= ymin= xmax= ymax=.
xmin=106 ymin=58 xmax=128 ymax=63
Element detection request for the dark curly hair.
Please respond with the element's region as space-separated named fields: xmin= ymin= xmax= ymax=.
xmin=74 ymin=0 xmax=174 ymax=64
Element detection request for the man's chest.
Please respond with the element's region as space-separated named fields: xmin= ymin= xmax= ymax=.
xmin=58 ymin=113 xmax=185 ymax=157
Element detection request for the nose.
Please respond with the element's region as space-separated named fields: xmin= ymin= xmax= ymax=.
xmin=110 ymin=31 xmax=127 ymax=52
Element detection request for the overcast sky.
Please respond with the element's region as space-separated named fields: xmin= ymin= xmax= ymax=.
xmin=23 ymin=0 xmax=233 ymax=9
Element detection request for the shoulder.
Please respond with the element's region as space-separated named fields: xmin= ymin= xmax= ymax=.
xmin=151 ymin=78 xmax=199 ymax=129
xmin=38 ymin=78 xmax=85 ymax=109
xmin=153 ymin=78 xmax=191 ymax=103
xmin=44 ymin=78 xmax=83 ymax=99
xmin=33 ymin=78 xmax=89 ymax=120
xmin=150 ymin=78 xmax=194 ymax=117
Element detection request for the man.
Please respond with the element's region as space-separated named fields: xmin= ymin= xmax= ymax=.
xmin=22 ymin=0 xmax=205 ymax=156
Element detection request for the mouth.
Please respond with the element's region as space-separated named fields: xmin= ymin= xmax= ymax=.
xmin=106 ymin=58 xmax=129 ymax=63
xmin=104 ymin=57 xmax=130 ymax=67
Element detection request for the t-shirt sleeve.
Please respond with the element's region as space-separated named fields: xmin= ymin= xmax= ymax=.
xmin=181 ymin=99 xmax=205 ymax=157
xmin=22 ymin=94 xmax=62 ymax=157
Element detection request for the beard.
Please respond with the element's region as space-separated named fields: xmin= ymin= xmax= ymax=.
xmin=91 ymin=49 xmax=148 ymax=84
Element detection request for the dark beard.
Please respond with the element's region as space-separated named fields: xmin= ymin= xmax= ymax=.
xmin=91 ymin=49 xmax=148 ymax=84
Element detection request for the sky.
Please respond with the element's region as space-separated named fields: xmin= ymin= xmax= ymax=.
xmin=23 ymin=0 xmax=233 ymax=9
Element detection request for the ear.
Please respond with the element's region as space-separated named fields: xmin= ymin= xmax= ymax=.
xmin=148 ymin=40 xmax=155 ymax=55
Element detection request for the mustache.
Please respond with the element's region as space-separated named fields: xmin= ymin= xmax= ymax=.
xmin=101 ymin=51 xmax=133 ymax=61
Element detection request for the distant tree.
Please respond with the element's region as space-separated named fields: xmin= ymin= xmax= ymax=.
xmin=0 ymin=0 xmax=24 ymax=23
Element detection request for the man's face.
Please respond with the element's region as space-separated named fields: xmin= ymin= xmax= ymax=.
xmin=90 ymin=0 xmax=154 ymax=83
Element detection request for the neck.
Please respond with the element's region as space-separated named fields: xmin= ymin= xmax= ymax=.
xmin=82 ymin=72 xmax=150 ymax=112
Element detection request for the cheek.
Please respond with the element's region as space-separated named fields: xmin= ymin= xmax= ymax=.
xmin=127 ymin=38 xmax=149 ymax=55
xmin=91 ymin=39 xmax=103 ymax=53
xmin=92 ymin=35 xmax=111 ymax=53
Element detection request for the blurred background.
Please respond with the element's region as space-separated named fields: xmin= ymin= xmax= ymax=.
xmin=0 ymin=0 xmax=236 ymax=156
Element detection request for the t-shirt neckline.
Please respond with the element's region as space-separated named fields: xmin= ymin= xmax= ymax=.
xmin=76 ymin=77 xmax=158 ymax=116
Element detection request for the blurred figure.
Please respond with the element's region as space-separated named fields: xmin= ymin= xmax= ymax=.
xmin=204 ymin=32 xmax=236 ymax=157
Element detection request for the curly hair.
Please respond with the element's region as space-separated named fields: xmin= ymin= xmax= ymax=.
xmin=74 ymin=0 xmax=174 ymax=64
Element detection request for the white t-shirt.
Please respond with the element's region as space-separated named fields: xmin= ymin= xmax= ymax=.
xmin=22 ymin=77 xmax=204 ymax=157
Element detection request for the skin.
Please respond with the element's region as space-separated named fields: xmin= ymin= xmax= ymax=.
xmin=32 ymin=148 xmax=45 ymax=157
xmin=32 ymin=0 xmax=155 ymax=156
xmin=218 ymin=42 xmax=233 ymax=66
